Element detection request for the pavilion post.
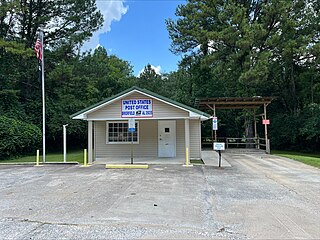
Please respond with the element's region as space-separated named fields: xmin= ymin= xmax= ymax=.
xmin=253 ymin=109 xmax=258 ymax=149
xmin=211 ymin=119 xmax=214 ymax=150
xmin=213 ymin=104 xmax=217 ymax=141
xmin=264 ymin=103 xmax=270 ymax=154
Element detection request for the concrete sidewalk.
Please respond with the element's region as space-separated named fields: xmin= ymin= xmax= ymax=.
xmin=94 ymin=156 xmax=184 ymax=165
xmin=94 ymin=151 xmax=232 ymax=167
xmin=201 ymin=150 xmax=231 ymax=167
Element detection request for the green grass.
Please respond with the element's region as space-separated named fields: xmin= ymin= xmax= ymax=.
xmin=190 ymin=159 xmax=204 ymax=164
xmin=272 ymin=150 xmax=320 ymax=168
xmin=0 ymin=150 xmax=84 ymax=164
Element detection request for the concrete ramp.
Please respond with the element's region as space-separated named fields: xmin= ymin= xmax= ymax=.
xmin=224 ymin=148 xmax=266 ymax=154
xmin=201 ymin=150 xmax=231 ymax=167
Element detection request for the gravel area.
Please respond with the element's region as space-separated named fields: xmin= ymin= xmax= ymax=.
xmin=0 ymin=152 xmax=319 ymax=239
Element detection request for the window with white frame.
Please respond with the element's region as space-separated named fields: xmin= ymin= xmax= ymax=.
xmin=106 ymin=122 xmax=139 ymax=143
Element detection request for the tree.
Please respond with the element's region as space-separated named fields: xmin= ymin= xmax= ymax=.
xmin=0 ymin=0 xmax=104 ymax=104
xmin=137 ymin=64 xmax=163 ymax=93
xmin=0 ymin=0 xmax=103 ymax=48
xmin=167 ymin=0 xmax=319 ymax=97
xmin=167 ymin=0 xmax=320 ymax=150
xmin=0 ymin=0 xmax=106 ymax=156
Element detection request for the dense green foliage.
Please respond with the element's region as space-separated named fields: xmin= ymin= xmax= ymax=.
xmin=166 ymin=0 xmax=320 ymax=151
xmin=0 ymin=0 xmax=319 ymax=159
xmin=0 ymin=116 xmax=41 ymax=159
xmin=1 ymin=0 xmax=103 ymax=48
xmin=0 ymin=0 xmax=134 ymax=158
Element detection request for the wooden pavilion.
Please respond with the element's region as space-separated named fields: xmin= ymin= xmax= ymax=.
xmin=196 ymin=97 xmax=274 ymax=153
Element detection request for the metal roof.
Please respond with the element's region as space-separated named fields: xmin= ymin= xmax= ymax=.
xmin=196 ymin=97 xmax=274 ymax=110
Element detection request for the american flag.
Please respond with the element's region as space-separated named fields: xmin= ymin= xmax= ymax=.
xmin=34 ymin=38 xmax=42 ymax=60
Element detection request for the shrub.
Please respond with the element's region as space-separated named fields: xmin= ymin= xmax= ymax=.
xmin=0 ymin=116 xmax=41 ymax=159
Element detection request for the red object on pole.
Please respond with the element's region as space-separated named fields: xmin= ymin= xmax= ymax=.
xmin=263 ymin=119 xmax=270 ymax=125
xmin=34 ymin=38 xmax=42 ymax=60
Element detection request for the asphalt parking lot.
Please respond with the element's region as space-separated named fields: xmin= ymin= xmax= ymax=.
xmin=0 ymin=152 xmax=319 ymax=239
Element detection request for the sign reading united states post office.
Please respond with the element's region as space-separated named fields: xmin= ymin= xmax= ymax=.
xmin=121 ymin=99 xmax=153 ymax=118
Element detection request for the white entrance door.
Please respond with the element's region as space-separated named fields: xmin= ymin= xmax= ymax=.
xmin=158 ymin=120 xmax=176 ymax=157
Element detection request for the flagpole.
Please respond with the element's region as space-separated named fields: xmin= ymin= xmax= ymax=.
xmin=40 ymin=29 xmax=46 ymax=163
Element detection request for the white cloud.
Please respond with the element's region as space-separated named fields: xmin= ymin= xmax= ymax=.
xmin=82 ymin=1 xmax=128 ymax=51
xmin=137 ymin=65 xmax=162 ymax=77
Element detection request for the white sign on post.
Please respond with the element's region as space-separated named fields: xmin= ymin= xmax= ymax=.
xmin=128 ymin=118 xmax=135 ymax=132
xmin=122 ymin=99 xmax=153 ymax=118
xmin=212 ymin=117 xmax=218 ymax=130
xmin=213 ymin=142 xmax=225 ymax=151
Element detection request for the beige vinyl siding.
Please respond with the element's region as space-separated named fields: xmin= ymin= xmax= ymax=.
xmin=176 ymin=120 xmax=185 ymax=157
xmin=95 ymin=119 xmax=188 ymax=158
xmin=95 ymin=120 xmax=158 ymax=158
xmin=87 ymin=92 xmax=188 ymax=119
xmin=190 ymin=119 xmax=201 ymax=159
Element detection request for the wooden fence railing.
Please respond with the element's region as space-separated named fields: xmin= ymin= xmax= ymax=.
xmin=201 ymin=137 xmax=268 ymax=151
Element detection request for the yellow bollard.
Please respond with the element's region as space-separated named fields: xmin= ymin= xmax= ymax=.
xmin=183 ymin=147 xmax=193 ymax=167
xmin=35 ymin=149 xmax=43 ymax=167
xmin=36 ymin=149 xmax=40 ymax=165
xmin=81 ymin=149 xmax=90 ymax=167
xmin=84 ymin=149 xmax=87 ymax=166
xmin=186 ymin=147 xmax=189 ymax=166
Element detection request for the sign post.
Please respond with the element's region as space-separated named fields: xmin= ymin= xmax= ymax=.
xmin=213 ymin=142 xmax=225 ymax=167
xmin=263 ymin=103 xmax=270 ymax=154
xmin=212 ymin=117 xmax=218 ymax=144
xmin=128 ymin=119 xmax=136 ymax=164
xmin=218 ymin=150 xmax=222 ymax=167
xmin=131 ymin=131 xmax=133 ymax=164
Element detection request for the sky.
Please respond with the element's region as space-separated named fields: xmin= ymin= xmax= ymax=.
xmin=82 ymin=0 xmax=186 ymax=76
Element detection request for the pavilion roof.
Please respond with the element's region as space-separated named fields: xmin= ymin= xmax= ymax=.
xmin=196 ymin=97 xmax=274 ymax=110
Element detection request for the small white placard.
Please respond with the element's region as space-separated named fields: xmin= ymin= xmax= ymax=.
xmin=212 ymin=117 xmax=218 ymax=130
xmin=128 ymin=118 xmax=135 ymax=132
xmin=213 ymin=142 xmax=225 ymax=151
